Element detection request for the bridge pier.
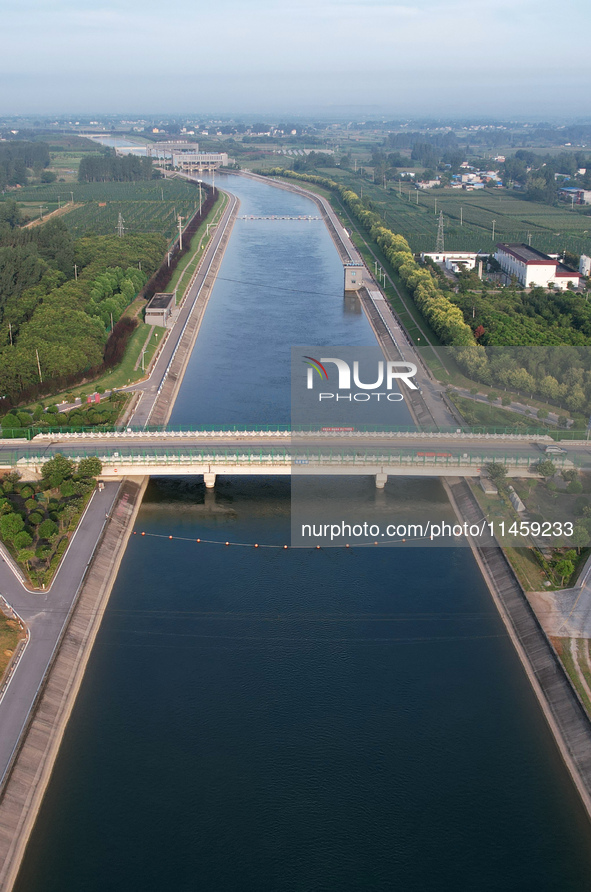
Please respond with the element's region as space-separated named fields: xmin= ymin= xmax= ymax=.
xmin=375 ymin=472 xmax=388 ymax=489
xmin=203 ymin=472 xmax=216 ymax=489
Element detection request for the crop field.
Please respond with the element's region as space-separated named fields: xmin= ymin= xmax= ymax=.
xmin=4 ymin=179 xmax=201 ymax=239
xmin=322 ymin=171 xmax=591 ymax=256
xmin=63 ymin=198 xmax=199 ymax=240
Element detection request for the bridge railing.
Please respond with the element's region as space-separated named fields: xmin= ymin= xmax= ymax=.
xmin=13 ymin=448 xmax=572 ymax=470
xmin=6 ymin=422 xmax=579 ymax=438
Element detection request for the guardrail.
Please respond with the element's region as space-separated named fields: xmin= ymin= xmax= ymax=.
xmin=13 ymin=450 xmax=571 ymax=469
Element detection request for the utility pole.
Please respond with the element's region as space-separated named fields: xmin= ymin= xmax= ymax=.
xmin=492 ymin=219 xmax=496 ymax=242
xmin=74 ymin=263 xmax=78 ymax=280
xmin=35 ymin=349 xmax=43 ymax=383
xmin=110 ymin=312 xmax=114 ymax=331
xmin=178 ymin=215 xmax=184 ymax=250
xmin=117 ymin=212 xmax=125 ymax=238
xmin=434 ymin=197 xmax=437 ymax=216
xmin=460 ymin=206 xmax=463 ymax=226
xmin=8 ymin=322 xmax=12 ymax=346
xmin=39 ymin=205 xmax=44 ymax=220
xmin=198 ymin=179 xmax=202 ymax=214
xmin=70 ymin=191 xmax=74 ymax=204
xmin=528 ymin=232 xmax=532 ymax=246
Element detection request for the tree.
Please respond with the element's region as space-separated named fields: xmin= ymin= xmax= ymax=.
xmin=41 ymin=453 xmax=75 ymax=488
xmin=0 ymin=512 xmax=24 ymax=541
xmin=38 ymin=518 xmax=58 ymax=540
xmin=77 ymin=456 xmax=102 ymax=478
xmin=555 ymin=558 xmax=574 ymax=585
xmin=13 ymin=530 xmax=32 ymax=549
xmin=17 ymin=547 xmax=35 ymax=569
xmin=537 ymin=408 xmax=549 ymax=420
xmin=485 ymin=462 xmax=507 ymax=483
xmin=571 ymin=525 xmax=590 ymax=554
xmin=536 ymin=460 xmax=557 ymax=478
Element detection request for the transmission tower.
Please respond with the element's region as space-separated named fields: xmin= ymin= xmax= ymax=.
xmin=117 ymin=212 xmax=125 ymax=238
xmin=435 ymin=211 xmax=444 ymax=253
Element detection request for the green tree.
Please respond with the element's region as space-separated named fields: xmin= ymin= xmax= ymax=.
xmin=38 ymin=518 xmax=58 ymax=539
xmin=536 ymin=460 xmax=557 ymax=478
xmin=13 ymin=530 xmax=32 ymax=549
xmin=77 ymin=456 xmax=102 ymax=478
xmin=555 ymin=558 xmax=575 ymax=585
xmin=17 ymin=547 xmax=35 ymax=569
xmin=41 ymin=454 xmax=75 ymax=488
xmin=571 ymin=525 xmax=590 ymax=554
xmin=0 ymin=513 xmax=24 ymax=541
xmin=485 ymin=462 xmax=507 ymax=483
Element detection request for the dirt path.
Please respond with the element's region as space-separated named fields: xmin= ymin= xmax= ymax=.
xmin=24 ymin=202 xmax=82 ymax=228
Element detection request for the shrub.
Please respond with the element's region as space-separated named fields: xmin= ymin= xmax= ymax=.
xmin=1 ymin=414 xmax=21 ymax=430
xmin=38 ymin=518 xmax=58 ymax=539
xmin=25 ymin=498 xmax=37 ymax=511
xmin=567 ymin=480 xmax=583 ymax=494
xmin=14 ymin=531 xmax=33 ymax=549
xmin=28 ymin=512 xmax=43 ymax=525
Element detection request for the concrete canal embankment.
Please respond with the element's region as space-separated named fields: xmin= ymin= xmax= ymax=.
xmin=0 ymin=477 xmax=148 ymax=891
xmin=444 ymin=477 xmax=591 ymax=819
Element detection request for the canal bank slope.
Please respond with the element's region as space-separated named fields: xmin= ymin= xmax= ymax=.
xmin=444 ymin=477 xmax=591 ymax=818
xmin=0 ymin=477 xmax=148 ymax=891
xmin=0 ymin=198 xmax=242 ymax=892
xmin=245 ymin=167 xmax=591 ymax=822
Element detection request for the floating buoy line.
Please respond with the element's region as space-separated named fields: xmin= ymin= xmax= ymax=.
xmin=133 ymin=531 xmax=434 ymax=548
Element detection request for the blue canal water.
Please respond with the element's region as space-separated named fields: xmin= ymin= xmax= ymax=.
xmin=15 ymin=174 xmax=591 ymax=892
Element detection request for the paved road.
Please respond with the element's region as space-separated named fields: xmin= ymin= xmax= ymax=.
xmin=0 ymin=432 xmax=588 ymax=463
xmin=0 ymin=482 xmax=120 ymax=783
xmin=121 ymin=190 xmax=239 ymax=428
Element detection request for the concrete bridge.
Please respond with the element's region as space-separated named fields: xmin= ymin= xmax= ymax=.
xmin=1 ymin=429 xmax=584 ymax=488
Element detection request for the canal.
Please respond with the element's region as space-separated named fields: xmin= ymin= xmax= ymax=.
xmin=15 ymin=174 xmax=591 ymax=892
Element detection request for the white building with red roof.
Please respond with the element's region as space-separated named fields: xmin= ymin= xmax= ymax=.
xmin=495 ymin=243 xmax=581 ymax=290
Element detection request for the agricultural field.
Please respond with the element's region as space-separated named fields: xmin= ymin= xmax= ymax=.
xmin=3 ymin=179 xmax=201 ymax=239
xmin=319 ymin=170 xmax=591 ymax=257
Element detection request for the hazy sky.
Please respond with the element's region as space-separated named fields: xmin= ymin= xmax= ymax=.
xmin=3 ymin=0 xmax=590 ymax=117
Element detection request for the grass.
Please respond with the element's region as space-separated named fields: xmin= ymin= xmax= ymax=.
xmin=553 ymin=638 xmax=591 ymax=714
xmin=448 ymin=393 xmax=546 ymax=432
xmin=0 ymin=612 xmax=25 ymax=684
xmin=504 ymin=545 xmax=549 ymax=591
xmin=166 ymin=191 xmax=228 ymax=299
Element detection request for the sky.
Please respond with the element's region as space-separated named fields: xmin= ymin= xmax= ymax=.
xmin=2 ymin=0 xmax=590 ymax=118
